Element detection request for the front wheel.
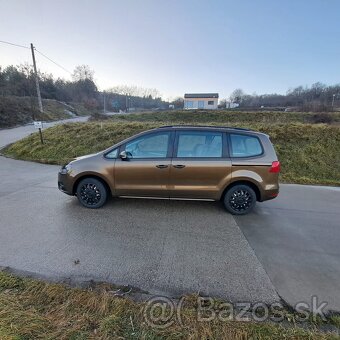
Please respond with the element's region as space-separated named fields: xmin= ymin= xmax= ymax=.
xmin=76 ymin=178 xmax=108 ymax=209
xmin=223 ymin=184 xmax=256 ymax=215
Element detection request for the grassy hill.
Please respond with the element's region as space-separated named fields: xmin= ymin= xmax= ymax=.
xmin=3 ymin=119 xmax=340 ymax=186
xmin=0 ymin=96 xmax=92 ymax=128
xmin=110 ymin=109 xmax=340 ymax=125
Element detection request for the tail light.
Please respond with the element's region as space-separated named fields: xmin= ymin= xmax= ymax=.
xmin=269 ymin=161 xmax=280 ymax=173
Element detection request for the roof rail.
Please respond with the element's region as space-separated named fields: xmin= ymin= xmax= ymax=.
xmin=158 ymin=125 xmax=253 ymax=131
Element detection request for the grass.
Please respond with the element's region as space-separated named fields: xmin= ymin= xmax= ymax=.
xmin=0 ymin=95 xmax=92 ymax=128
xmin=3 ymin=121 xmax=154 ymax=165
xmin=0 ymin=270 xmax=338 ymax=339
xmin=3 ymin=118 xmax=340 ymax=185
xmin=109 ymin=109 xmax=340 ymax=124
xmin=330 ymin=316 xmax=340 ymax=329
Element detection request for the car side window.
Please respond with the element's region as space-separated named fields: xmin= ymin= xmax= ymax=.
xmin=105 ymin=148 xmax=118 ymax=159
xmin=176 ymin=131 xmax=222 ymax=158
xmin=125 ymin=132 xmax=170 ymax=159
xmin=230 ymin=134 xmax=263 ymax=157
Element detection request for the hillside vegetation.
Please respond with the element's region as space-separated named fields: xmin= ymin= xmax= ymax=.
xmin=111 ymin=109 xmax=340 ymax=124
xmin=3 ymin=115 xmax=340 ymax=185
xmin=0 ymin=270 xmax=338 ymax=339
xmin=0 ymin=96 xmax=92 ymax=128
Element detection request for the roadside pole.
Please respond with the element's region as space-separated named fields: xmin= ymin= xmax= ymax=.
xmin=126 ymin=93 xmax=130 ymax=113
xmin=34 ymin=121 xmax=44 ymax=144
xmin=30 ymin=43 xmax=43 ymax=113
xmin=38 ymin=128 xmax=44 ymax=144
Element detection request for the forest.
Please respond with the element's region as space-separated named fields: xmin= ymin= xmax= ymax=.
xmin=0 ymin=64 xmax=166 ymax=111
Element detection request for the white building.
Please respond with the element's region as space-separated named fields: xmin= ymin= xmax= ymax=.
xmin=184 ymin=93 xmax=219 ymax=110
xmin=226 ymin=102 xmax=240 ymax=109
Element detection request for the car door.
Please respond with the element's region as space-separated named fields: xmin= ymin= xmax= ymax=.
xmin=114 ymin=130 xmax=174 ymax=197
xmin=227 ymin=132 xmax=273 ymax=187
xmin=169 ymin=129 xmax=232 ymax=200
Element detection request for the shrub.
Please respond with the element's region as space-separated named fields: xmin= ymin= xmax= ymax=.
xmin=309 ymin=113 xmax=334 ymax=124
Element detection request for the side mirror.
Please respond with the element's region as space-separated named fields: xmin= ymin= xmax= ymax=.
xmin=119 ymin=150 xmax=130 ymax=160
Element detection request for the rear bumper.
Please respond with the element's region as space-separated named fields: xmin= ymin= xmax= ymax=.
xmin=58 ymin=172 xmax=74 ymax=195
xmin=261 ymin=187 xmax=279 ymax=201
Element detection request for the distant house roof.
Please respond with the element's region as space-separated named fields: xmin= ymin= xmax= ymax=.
xmin=184 ymin=93 xmax=219 ymax=99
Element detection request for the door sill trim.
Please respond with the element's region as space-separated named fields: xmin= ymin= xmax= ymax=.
xmin=118 ymin=196 xmax=215 ymax=202
xmin=119 ymin=196 xmax=169 ymax=200
xmin=170 ymin=197 xmax=215 ymax=201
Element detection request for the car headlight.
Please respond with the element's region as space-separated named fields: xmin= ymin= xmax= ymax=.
xmin=60 ymin=163 xmax=72 ymax=174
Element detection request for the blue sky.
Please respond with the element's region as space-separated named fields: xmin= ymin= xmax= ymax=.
xmin=0 ymin=0 xmax=339 ymax=99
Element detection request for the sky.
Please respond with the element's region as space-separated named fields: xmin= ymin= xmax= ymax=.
xmin=0 ymin=0 xmax=339 ymax=100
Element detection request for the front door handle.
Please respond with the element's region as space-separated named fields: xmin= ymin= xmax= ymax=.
xmin=156 ymin=164 xmax=168 ymax=169
xmin=173 ymin=164 xmax=186 ymax=169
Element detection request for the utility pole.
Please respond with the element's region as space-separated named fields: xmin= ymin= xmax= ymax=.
xmin=30 ymin=43 xmax=43 ymax=113
xmin=103 ymin=91 xmax=106 ymax=114
xmin=332 ymin=94 xmax=336 ymax=110
xmin=126 ymin=93 xmax=129 ymax=113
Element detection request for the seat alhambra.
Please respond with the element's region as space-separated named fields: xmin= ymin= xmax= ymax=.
xmin=58 ymin=125 xmax=280 ymax=215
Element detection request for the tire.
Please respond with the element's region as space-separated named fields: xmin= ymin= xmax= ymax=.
xmin=223 ymin=184 xmax=256 ymax=215
xmin=76 ymin=178 xmax=108 ymax=209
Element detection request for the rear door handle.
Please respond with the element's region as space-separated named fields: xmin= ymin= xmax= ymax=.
xmin=173 ymin=164 xmax=186 ymax=169
xmin=156 ymin=164 xmax=169 ymax=169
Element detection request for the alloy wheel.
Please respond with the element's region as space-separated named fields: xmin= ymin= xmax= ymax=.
xmin=229 ymin=189 xmax=253 ymax=212
xmin=79 ymin=183 xmax=102 ymax=206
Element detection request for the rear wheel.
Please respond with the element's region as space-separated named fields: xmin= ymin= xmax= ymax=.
xmin=223 ymin=184 xmax=256 ymax=215
xmin=76 ymin=178 xmax=108 ymax=209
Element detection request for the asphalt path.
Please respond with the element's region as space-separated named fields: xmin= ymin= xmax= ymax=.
xmin=1 ymin=119 xmax=339 ymax=311
xmin=235 ymin=184 xmax=340 ymax=311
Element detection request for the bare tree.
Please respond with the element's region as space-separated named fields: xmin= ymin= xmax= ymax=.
xmin=219 ymin=98 xmax=227 ymax=108
xmin=108 ymin=85 xmax=161 ymax=99
xmin=170 ymin=97 xmax=184 ymax=109
xmin=229 ymin=88 xmax=245 ymax=103
xmin=72 ymin=65 xmax=94 ymax=81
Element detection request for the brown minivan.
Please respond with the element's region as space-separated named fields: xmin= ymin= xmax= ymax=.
xmin=58 ymin=126 xmax=280 ymax=214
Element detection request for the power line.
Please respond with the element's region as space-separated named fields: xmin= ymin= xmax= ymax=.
xmin=1 ymin=40 xmax=72 ymax=76
xmin=35 ymin=48 xmax=72 ymax=75
xmin=0 ymin=40 xmax=29 ymax=49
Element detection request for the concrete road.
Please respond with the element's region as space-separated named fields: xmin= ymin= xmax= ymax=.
xmin=0 ymin=156 xmax=278 ymax=303
xmin=235 ymin=184 xmax=340 ymax=311
xmin=1 ymin=120 xmax=340 ymax=310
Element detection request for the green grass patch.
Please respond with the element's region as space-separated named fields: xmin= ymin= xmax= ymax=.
xmin=330 ymin=316 xmax=340 ymax=329
xmin=3 ymin=120 xmax=340 ymax=186
xmin=3 ymin=122 xmax=154 ymax=165
xmin=0 ymin=271 xmax=338 ymax=339
xmin=110 ymin=109 xmax=340 ymax=124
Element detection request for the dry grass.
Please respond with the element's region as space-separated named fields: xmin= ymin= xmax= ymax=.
xmin=0 ymin=271 xmax=338 ymax=339
xmin=0 ymin=96 xmax=92 ymax=128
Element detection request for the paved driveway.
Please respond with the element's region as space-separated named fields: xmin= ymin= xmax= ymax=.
xmin=0 ymin=157 xmax=278 ymax=303
xmin=235 ymin=184 xmax=340 ymax=311
xmin=1 ymin=120 xmax=340 ymax=310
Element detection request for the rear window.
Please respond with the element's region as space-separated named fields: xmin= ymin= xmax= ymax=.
xmin=230 ymin=134 xmax=263 ymax=157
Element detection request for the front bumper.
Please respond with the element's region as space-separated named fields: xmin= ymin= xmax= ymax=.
xmin=58 ymin=172 xmax=74 ymax=195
